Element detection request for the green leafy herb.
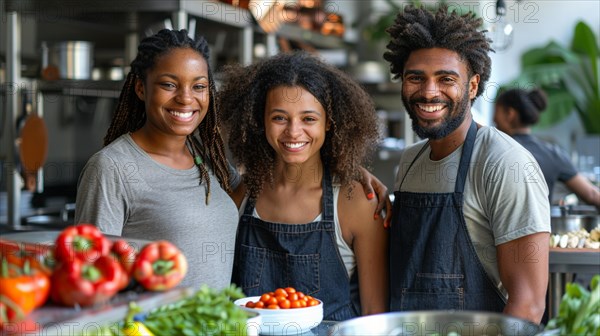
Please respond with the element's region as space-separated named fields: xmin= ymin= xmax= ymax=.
xmin=546 ymin=275 xmax=600 ymax=335
xmin=141 ymin=284 xmax=250 ymax=336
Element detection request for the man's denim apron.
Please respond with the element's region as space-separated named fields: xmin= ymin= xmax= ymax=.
xmin=389 ymin=121 xmax=505 ymax=312
xmin=232 ymin=169 xmax=360 ymax=321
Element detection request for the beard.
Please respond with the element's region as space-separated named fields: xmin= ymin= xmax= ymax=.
xmin=402 ymin=87 xmax=471 ymax=140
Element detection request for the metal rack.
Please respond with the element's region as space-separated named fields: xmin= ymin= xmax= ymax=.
xmin=2 ymin=0 xmax=350 ymax=229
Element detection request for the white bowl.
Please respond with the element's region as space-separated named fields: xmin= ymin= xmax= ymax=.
xmin=234 ymin=296 xmax=324 ymax=335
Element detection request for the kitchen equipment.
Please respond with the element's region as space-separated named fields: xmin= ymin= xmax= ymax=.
xmin=19 ymin=114 xmax=48 ymax=173
xmin=48 ymin=41 xmax=94 ymax=80
xmin=349 ymin=61 xmax=390 ymax=84
xmin=551 ymin=214 xmax=599 ymax=234
xmin=329 ymin=311 xmax=542 ymax=336
xmin=235 ymin=296 xmax=323 ymax=335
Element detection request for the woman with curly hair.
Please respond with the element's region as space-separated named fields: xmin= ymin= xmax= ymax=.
xmin=384 ymin=6 xmax=549 ymax=322
xmin=220 ymin=51 xmax=389 ymax=320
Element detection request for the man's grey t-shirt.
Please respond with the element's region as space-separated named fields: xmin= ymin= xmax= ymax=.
xmin=394 ymin=126 xmax=550 ymax=298
xmin=75 ymin=134 xmax=239 ymax=290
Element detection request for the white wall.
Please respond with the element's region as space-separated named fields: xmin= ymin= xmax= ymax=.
xmin=330 ymin=0 xmax=599 ymax=127
xmin=478 ymin=0 xmax=600 ymax=127
xmin=332 ymin=0 xmax=599 ymax=154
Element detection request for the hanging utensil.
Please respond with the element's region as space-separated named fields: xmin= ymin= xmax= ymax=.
xmin=19 ymin=114 xmax=48 ymax=191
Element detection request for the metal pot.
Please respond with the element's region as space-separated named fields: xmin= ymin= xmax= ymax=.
xmin=550 ymin=214 xmax=599 ymax=234
xmin=329 ymin=311 xmax=542 ymax=336
xmin=48 ymin=41 xmax=94 ymax=80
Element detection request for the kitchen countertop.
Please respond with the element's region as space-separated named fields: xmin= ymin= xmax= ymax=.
xmin=547 ymin=247 xmax=599 ymax=320
xmin=1 ymin=230 xmax=151 ymax=251
xmin=549 ymin=247 xmax=600 ymax=273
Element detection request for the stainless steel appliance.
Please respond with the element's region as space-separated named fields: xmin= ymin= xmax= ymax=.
xmin=329 ymin=311 xmax=542 ymax=336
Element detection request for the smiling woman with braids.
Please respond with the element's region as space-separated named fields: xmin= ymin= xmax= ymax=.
xmin=75 ymin=30 xmax=390 ymax=290
xmin=219 ymin=52 xmax=388 ymax=320
xmin=74 ymin=29 xmax=240 ymax=289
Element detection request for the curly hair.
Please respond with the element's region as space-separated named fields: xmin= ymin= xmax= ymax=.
xmin=104 ymin=29 xmax=231 ymax=200
xmin=219 ymin=51 xmax=380 ymax=198
xmin=495 ymin=88 xmax=548 ymax=126
xmin=383 ymin=5 xmax=493 ymax=100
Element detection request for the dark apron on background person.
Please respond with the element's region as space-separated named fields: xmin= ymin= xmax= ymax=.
xmin=389 ymin=120 xmax=506 ymax=312
xmin=232 ymin=169 xmax=360 ymax=321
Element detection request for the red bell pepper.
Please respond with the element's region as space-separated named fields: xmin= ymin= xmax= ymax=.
xmin=133 ymin=241 xmax=188 ymax=291
xmin=110 ymin=239 xmax=138 ymax=290
xmin=50 ymin=255 xmax=123 ymax=307
xmin=0 ymin=239 xmax=53 ymax=276
xmin=0 ymin=258 xmax=50 ymax=325
xmin=54 ymin=224 xmax=111 ymax=263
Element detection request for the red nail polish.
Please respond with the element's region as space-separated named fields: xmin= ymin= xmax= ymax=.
xmin=374 ymin=214 xmax=379 ymax=220
xmin=367 ymin=192 xmax=375 ymax=200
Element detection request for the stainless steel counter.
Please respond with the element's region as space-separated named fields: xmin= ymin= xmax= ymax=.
xmin=25 ymin=288 xmax=194 ymax=336
xmin=548 ymin=247 xmax=600 ymax=319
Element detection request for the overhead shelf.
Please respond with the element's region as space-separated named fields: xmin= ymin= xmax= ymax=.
xmin=37 ymin=80 xmax=124 ymax=98
xmin=277 ymin=24 xmax=346 ymax=49
xmin=180 ymin=0 xmax=254 ymax=28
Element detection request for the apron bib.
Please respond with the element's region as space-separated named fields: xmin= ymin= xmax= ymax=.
xmin=232 ymin=169 xmax=360 ymax=321
xmin=389 ymin=121 xmax=505 ymax=312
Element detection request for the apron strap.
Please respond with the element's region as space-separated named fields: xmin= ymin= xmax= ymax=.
xmin=321 ymin=167 xmax=334 ymax=222
xmin=454 ymin=120 xmax=478 ymax=194
xmin=397 ymin=140 xmax=430 ymax=190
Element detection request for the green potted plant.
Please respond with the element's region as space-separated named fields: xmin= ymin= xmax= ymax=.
xmin=499 ymin=21 xmax=599 ymax=134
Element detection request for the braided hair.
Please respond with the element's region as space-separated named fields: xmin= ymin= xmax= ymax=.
xmin=383 ymin=5 xmax=493 ymax=100
xmin=219 ymin=51 xmax=380 ymax=198
xmin=104 ymin=29 xmax=231 ymax=201
xmin=496 ymin=88 xmax=548 ymax=126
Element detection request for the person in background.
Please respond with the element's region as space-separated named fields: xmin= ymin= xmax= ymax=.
xmin=219 ymin=52 xmax=389 ymax=321
xmin=384 ymin=6 xmax=550 ymax=323
xmin=75 ymin=29 xmax=390 ymax=290
xmin=494 ymin=88 xmax=600 ymax=209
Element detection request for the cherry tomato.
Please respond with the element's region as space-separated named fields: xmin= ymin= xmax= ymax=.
xmin=267 ymin=304 xmax=280 ymax=309
xmin=260 ymin=293 xmax=271 ymax=303
xmin=274 ymin=288 xmax=288 ymax=297
xmin=290 ymin=300 xmax=302 ymax=308
xmin=284 ymin=287 xmax=296 ymax=294
xmin=307 ymin=299 xmax=319 ymax=307
xmin=299 ymin=299 xmax=307 ymax=307
xmin=254 ymin=301 xmax=265 ymax=308
xmin=267 ymin=297 xmax=278 ymax=306
xmin=297 ymin=292 xmax=305 ymax=300
xmin=279 ymin=299 xmax=291 ymax=309
xmin=245 ymin=301 xmax=255 ymax=308
xmin=288 ymin=292 xmax=299 ymax=301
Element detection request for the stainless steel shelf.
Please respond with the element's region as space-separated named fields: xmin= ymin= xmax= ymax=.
xmin=277 ymin=24 xmax=346 ymax=49
xmin=180 ymin=0 xmax=254 ymax=28
xmin=37 ymin=80 xmax=124 ymax=98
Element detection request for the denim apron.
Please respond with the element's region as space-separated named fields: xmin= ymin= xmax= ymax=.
xmin=232 ymin=169 xmax=360 ymax=321
xmin=389 ymin=121 xmax=506 ymax=312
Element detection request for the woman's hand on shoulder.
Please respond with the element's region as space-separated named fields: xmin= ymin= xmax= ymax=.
xmin=358 ymin=167 xmax=392 ymax=228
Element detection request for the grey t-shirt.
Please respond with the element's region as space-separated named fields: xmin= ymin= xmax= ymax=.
xmin=394 ymin=126 xmax=550 ymax=298
xmin=75 ymin=134 xmax=240 ymax=290
xmin=512 ymin=133 xmax=578 ymax=202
